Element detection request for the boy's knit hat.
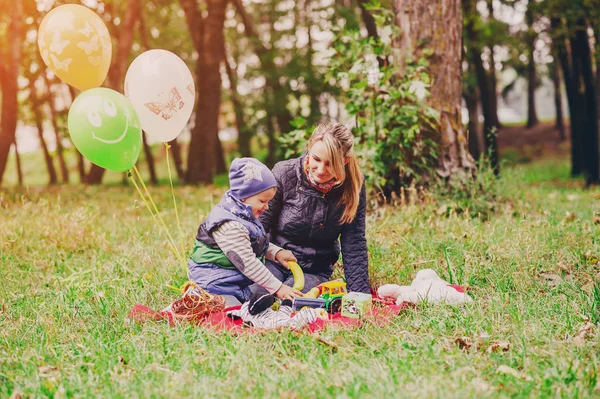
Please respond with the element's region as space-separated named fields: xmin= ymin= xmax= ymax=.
xmin=229 ymin=158 xmax=277 ymax=199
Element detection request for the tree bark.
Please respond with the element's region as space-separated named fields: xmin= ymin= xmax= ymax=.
xmin=551 ymin=60 xmax=566 ymax=141
xmin=394 ymin=0 xmax=474 ymax=178
xmin=0 ymin=0 xmax=24 ymax=187
xmin=87 ymin=0 xmax=141 ymax=184
xmin=184 ymin=0 xmax=227 ymax=184
xmin=572 ymin=17 xmax=599 ymax=184
xmin=525 ymin=6 xmax=539 ymax=129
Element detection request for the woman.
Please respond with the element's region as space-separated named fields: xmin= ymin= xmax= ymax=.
xmin=248 ymin=122 xmax=370 ymax=314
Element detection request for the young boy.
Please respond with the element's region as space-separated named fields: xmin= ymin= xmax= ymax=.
xmin=188 ymin=158 xmax=302 ymax=307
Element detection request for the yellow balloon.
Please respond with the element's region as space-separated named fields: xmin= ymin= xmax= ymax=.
xmin=38 ymin=4 xmax=112 ymax=91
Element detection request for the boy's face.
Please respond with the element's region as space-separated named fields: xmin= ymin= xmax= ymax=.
xmin=241 ymin=187 xmax=276 ymax=219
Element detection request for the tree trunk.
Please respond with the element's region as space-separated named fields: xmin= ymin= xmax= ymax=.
xmin=185 ymin=0 xmax=226 ymax=184
xmin=43 ymin=75 xmax=70 ymax=184
xmin=552 ymin=60 xmax=566 ymax=141
xmin=65 ymin=85 xmax=87 ymax=182
xmin=486 ymin=0 xmax=501 ymax=129
xmin=526 ymin=6 xmax=539 ymax=129
xmin=30 ymin=80 xmax=58 ymax=185
xmin=13 ymin=140 xmax=23 ymax=186
xmin=138 ymin=8 xmax=159 ymax=185
xmin=552 ymin=17 xmax=583 ymax=176
xmin=465 ymin=90 xmax=483 ymax=161
xmin=0 ymin=0 xmax=24 ymax=187
xmin=225 ymin=45 xmax=252 ymax=157
xmin=394 ymin=0 xmax=474 ymax=178
xmin=142 ymin=132 xmax=158 ymax=184
xmin=215 ymin=138 xmax=226 ymax=174
xmin=168 ymin=138 xmax=184 ymax=180
xmin=572 ymin=18 xmax=599 ymax=184
xmin=87 ymin=0 xmax=141 ymax=184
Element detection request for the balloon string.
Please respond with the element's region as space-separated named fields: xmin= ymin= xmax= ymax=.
xmin=164 ymin=142 xmax=186 ymax=259
xmin=129 ymin=171 xmax=183 ymax=267
xmin=132 ymin=166 xmax=187 ymax=273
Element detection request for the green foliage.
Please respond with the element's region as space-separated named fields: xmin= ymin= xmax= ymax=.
xmin=329 ymin=7 xmax=440 ymax=196
xmin=281 ymin=5 xmax=440 ymax=197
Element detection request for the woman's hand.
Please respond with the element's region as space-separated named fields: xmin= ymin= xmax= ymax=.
xmin=275 ymin=249 xmax=297 ymax=269
xmin=275 ymin=284 xmax=303 ymax=300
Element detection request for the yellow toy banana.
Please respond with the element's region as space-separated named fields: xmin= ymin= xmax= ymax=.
xmin=288 ymin=261 xmax=305 ymax=291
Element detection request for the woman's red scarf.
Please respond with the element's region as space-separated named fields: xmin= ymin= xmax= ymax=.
xmin=303 ymin=155 xmax=341 ymax=195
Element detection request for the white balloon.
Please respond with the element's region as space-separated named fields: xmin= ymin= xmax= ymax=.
xmin=124 ymin=49 xmax=195 ymax=142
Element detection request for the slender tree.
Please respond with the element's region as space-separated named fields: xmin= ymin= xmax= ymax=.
xmin=179 ymin=0 xmax=227 ymax=184
xmin=525 ymin=3 xmax=539 ymax=129
xmin=0 ymin=0 xmax=24 ymax=187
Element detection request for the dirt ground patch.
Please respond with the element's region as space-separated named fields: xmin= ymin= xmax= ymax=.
xmin=497 ymin=122 xmax=570 ymax=162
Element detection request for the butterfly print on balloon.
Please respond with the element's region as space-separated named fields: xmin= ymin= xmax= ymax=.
xmin=144 ymin=88 xmax=185 ymax=120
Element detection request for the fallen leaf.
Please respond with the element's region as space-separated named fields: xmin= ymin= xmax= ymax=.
xmin=594 ymin=216 xmax=600 ymax=225
xmin=496 ymin=365 xmax=533 ymax=381
xmin=572 ymin=322 xmax=595 ymax=347
xmin=540 ymin=273 xmax=564 ymax=287
xmin=557 ymin=261 xmax=571 ymax=272
xmin=487 ymin=340 xmax=511 ymax=353
xmin=582 ymin=281 xmax=595 ymax=294
xmin=563 ymin=211 xmax=576 ymax=223
xmin=455 ymin=336 xmax=472 ymax=350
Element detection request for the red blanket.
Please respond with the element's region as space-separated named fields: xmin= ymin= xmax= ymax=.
xmin=128 ymin=285 xmax=466 ymax=333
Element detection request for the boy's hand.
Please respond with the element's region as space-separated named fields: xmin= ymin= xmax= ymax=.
xmin=275 ymin=250 xmax=297 ymax=269
xmin=275 ymin=284 xmax=303 ymax=300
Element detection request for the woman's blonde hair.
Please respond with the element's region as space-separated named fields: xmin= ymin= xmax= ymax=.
xmin=307 ymin=122 xmax=363 ymax=224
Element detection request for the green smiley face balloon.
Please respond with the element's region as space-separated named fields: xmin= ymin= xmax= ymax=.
xmin=68 ymin=88 xmax=142 ymax=172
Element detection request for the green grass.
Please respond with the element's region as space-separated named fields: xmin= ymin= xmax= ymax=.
xmin=1 ymin=155 xmax=599 ymax=398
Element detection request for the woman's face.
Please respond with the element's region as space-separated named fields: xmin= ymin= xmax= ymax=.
xmin=308 ymin=140 xmax=336 ymax=183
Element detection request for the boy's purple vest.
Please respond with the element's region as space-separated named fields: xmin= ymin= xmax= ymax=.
xmin=194 ymin=192 xmax=269 ymax=265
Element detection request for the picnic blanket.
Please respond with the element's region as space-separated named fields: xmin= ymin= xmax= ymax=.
xmin=128 ymin=285 xmax=467 ymax=333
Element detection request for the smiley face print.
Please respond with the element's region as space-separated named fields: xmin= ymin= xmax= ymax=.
xmin=68 ymin=88 xmax=142 ymax=172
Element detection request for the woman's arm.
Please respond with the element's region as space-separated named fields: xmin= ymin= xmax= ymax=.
xmin=340 ymin=183 xmax=371 ymax=293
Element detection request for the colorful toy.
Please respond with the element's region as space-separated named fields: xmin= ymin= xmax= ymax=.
xmin=341 ymin=292 xmax=372 ymax=319
xmin=291 ymin=281 xmax=348 ymax=314
xmin=291 ymin=297 xmax=326 ymax=312
xmin=319 ymin=281 xmax=347 ymax=314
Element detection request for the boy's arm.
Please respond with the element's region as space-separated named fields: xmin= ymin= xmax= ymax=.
xmin=213 ymin=221 xmax=283 ymax=294
xmin=266 ymin=242 xmax=283 ymax=261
